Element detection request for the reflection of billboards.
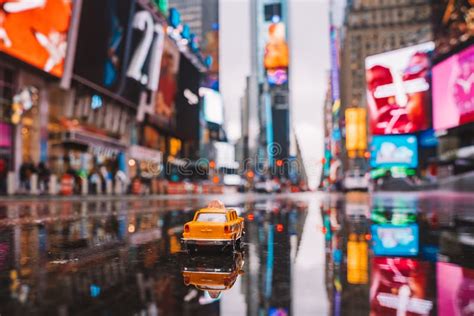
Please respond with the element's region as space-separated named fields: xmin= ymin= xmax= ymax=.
xmin=155 ymin=37 xmax=180 ymax=123
xmin=371 ymin=257 xmax=434 ymax=316
xmin=433 ymin=44 xmax=474 ymax=131
xmin=437 ymin=262 xmax=474 ymax=316
xmin=264 ymin=22 xmax=289 ymax=69
xmin=365 ymin=42 xmax=434 ymax=135
xmin=371 ymin=224 xmax=419 ymax=256
xmin=370 ymin=135 xmax=418 ymax=168
xmin=0 ymin=0 xmax=73 ymax=77
xmin=347 ymin=237 xmax=368 ymax=285
xmin=267 ymin=68 xmax=288 ymax=86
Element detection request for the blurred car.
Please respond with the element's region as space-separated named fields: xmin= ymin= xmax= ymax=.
xmin=254 ymin=179 xmax=281 ymax=193
xmin=182 ymin=250 xmax=245 ymax=297
xmin=182 ymin=207 xmax=244 ymax=251
xmin=343 ymin=170 xmax=369 ymax=191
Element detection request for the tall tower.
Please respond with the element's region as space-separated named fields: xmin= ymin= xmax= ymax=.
xmin=247 ymin=0 xmax=290 ymax=177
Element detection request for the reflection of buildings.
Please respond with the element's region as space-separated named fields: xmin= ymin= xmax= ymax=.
xmin=242 ymin=200 xmax=308 ymax=315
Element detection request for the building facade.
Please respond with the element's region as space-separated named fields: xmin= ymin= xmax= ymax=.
xmin=340 ymin=0 xmax=433 ymax=172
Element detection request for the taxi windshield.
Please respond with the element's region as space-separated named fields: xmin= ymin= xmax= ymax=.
xmin=196 ymin=213 xmax=227 ymax=223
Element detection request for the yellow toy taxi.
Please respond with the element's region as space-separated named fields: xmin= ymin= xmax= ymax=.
xmin=182 ymin=201 xmax=244 ymax=251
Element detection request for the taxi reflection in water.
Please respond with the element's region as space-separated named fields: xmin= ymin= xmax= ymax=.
xmin=182 ymin=250 xmax=245 ymax=299
xmin=182 ymin=200 xmax=244 ymax=252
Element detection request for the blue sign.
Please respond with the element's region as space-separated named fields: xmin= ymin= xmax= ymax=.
xmin=370 ymin=135 xmax=418 ymax=168
xmin=371 ymin=224 xmax=419 ymax=256
xmin=419 ymin=129 xmax=438 ymax=147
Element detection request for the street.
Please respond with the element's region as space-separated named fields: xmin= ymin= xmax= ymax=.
xmin=0 ymin=191 xmax=472 ymax=315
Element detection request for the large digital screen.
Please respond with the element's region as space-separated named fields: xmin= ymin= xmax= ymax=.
xmin=201 ymin=87 xmax=224 ymax=125
xmin=433 ymin=0 xmax=473 ymax=57
xmin=437 ymin=262 xmax=474 ymax=316
xmin=432 ymin=44 xmax=474 ymax=131
xmin=371 ymin=257 xmax=434 ymax=315
xmin=264 ymin=22 xmax=289 ymax=70
xmin=365 ymin=42 xmax=434 ymax=135
xmin=371 ymin=224 xmax=419 ymax=256
xmin=345 ymin=108 xmax=367 ymax=152
xmin=370 ymin=135 xmax=418 ymax=168
xmin=155 ymin=37 xmax=180 ymax=123
xmin=0 ymin=0 xmax=73 ymax=77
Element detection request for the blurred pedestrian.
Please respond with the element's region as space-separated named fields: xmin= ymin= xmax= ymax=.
xmin=37 ymin=162 xmax=51 ymax=194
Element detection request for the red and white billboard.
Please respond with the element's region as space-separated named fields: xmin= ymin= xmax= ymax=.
xmin=0 ymin=0 xmax=73 ymax=77
xmin=365 ymin=42 xmax=434 ymax=135
xmin=433 ymin=44 xmax=474 ymax=131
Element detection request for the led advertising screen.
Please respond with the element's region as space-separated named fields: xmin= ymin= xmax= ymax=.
xmin=433 ymin=0 xmax=473 ymax=57
xmin=201 ymin=88 xmax=224 ymax=125
xmin=155 ymin=37 xmax=180 ymax=123
xmin=371 ymin=257 xmax=434 ymax=316
xmin=437 ymin=262 xmax=474 ymax=316
xmin=365 ymin=42 xmax=434 ymax=135
xmin=264 ymin=22 xmax=289 ymax=70
xmin=432 ymin=44 xmax=474 ymax=131
xmin=370 ymin=135 xmax=418 ymax=168
xmin=0 ymin=0 xmax=73 ymax=77
xmin=345 ymin=108 xmax=367 ymax=152
xmin=371 ymin=224 xmax=419 ymax=256
xmin=267 ymin=68 xmax=288 ymax=86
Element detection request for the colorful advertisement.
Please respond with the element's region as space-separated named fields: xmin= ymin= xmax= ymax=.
xmin=432 ymin=44 xmax=474 ymax=131
xmin=437 ymin=262 xmax=474 ymax=316
xmin=0 ymin=0 xmax=73 ymax=77
xmin=155 ymin=37 xmax=180 ymax=123
xmin=370 ymin=135 xmax=418 ymax=168
xmin=371 ymin=224 xmax=419 ymax=256
xmin=0 ymin=122 xmax=11 ymax=147
xmin=433 ymin=0 xmax=473 ymax=57
xmin=371 ymin=257 xmax=434 ymax=316
xmin=264 ymin=22 xmax=289 ymax=70
xmin=267 ymin=68 xmax=288 ymax=86
xmin=345 ymin=108 xmax=367 ymax=152
xmin=365 ymin=42 xmax=434 ymax=135
xmin=201 ymin=87 xmax=224 ymax=125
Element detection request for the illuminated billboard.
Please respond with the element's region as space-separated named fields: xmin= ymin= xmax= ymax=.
xmin=345 ymin=108 xmax=367 ymax=152
xmin=433 ymin=44 xmax=474 ymax=131
xmin=371 ymin=224 xmax=419 ymax=256
xmin=155 ymin=37 xmax=180 ymax=123
xmin=264 ymin=22 xmax=289 ymax=70
xmin=370 ymin=135 xmax=418 ymax=169
xmin=433 ymin=0 xmax=473 ymax=57
xmin=0 ymin=0 xmax=73 ymax=77
xmin=201 ymin=88 xmax=224 ymax=125
xmin=365 ymin=42 xmax=434 ymax=135
xmin=437 ymin=262 xmax=474 ymax=316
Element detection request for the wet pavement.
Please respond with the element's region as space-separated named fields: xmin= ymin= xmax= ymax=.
xmin=0 ymin=192 xmax=473 ymax=315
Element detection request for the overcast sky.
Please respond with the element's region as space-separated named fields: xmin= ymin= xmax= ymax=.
xmin=220 ymin=0 xmax=330 ymax=188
